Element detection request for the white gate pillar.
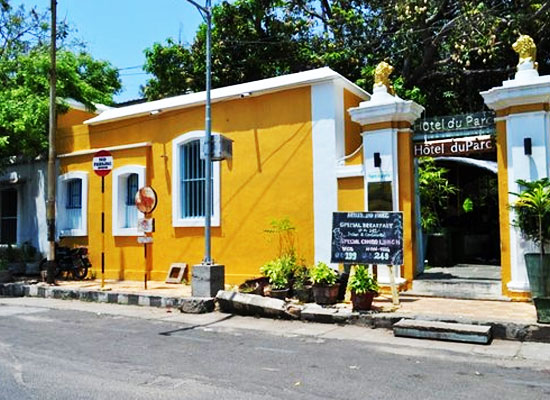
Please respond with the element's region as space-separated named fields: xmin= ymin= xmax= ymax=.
xmin=348 ymin=62 xmax=424 ymax=290
xmin=481 ymin=35 xmax=550 ymax=300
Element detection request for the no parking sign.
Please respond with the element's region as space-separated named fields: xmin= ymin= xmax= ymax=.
xmin=93 ymin=150 xmax=113 ymax=177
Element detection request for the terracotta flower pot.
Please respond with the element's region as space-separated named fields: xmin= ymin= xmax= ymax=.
xmin=351 ymin=291 xmax=376 ymax=311
xmin=312 ymin=283 xmax=340 ymax=305
xmin=293 ymin=285 xmax=312 ymax=303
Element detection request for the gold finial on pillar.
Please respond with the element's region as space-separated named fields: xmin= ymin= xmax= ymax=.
xmin=512 ymin=34 xmax=538 ymax=71
xmin=374 ymin=61 xmax=395 ymax=95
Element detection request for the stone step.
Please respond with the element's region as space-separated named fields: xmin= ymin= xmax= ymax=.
xmin=393 ymin=318 xmax=492 ymax=344
xmin=411 ymin=279 xmax=502 ymax=300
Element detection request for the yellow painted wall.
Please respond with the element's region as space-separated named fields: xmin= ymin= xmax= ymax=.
xmin=398 ymin=128 xmax=415 ymax=290
xmin=59 ymin=87 xmax=315 ymax=284
xmin=343 ymin=90 xmax=364 ymax=166
xmin=337 ymin=177 xmax=364 ymax=212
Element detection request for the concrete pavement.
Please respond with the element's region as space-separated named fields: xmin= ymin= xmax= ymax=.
xmin=1 ymin=279 xmax=548 ymax=343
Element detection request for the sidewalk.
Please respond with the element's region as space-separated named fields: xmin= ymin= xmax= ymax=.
xmin=1 ymin=279 xmax=547 ymax=342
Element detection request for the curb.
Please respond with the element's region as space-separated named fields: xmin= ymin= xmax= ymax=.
xmin=0 ymin=282 xmax=214 ymax=314
xmin=213 ymin=291 xmax=550 ymax=344
xmin=2 ymin=284 xmax=548 ymax=343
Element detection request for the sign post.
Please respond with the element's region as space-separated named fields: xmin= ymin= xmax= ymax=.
xmin=331 ymin=211 xmax=403 ymax=306
xmin=93 ymin=150 xmax=113 ymax=289
xmin=136 ymin=186 xmax=157 ymax=290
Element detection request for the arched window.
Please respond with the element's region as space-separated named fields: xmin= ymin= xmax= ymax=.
xmin=112 ymin=165 xmax=146 ymax=236
xmin=57 ymin=171 xmax=88 ymax=237
xmin=172 ymin=131 xmax=220 ymax=227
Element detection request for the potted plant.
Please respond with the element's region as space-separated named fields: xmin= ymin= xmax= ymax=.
xmin=347 ymin=265 xmax=379 ymax=311
xmin=310 ymin=262 xmax=339 ymax=305
xmin=292 ymin=264 xmax=312 ymax=303
xmin=260 ymin=256 xmax=292 ymax=300
xmin=511 ymin=178 xmax=550 ymax=323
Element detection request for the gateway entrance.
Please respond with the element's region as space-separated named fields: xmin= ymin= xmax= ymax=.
xmin=411 ymin=112 xmax=502 ymax=299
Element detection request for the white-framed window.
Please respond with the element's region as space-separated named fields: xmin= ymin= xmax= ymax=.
xmin=172 ymin=131 xmax=220 ymax=227
xmin=112 ymin=165 xmax=146 ymax=236
xmin=57 ymin=171 xmax=88 ymax=237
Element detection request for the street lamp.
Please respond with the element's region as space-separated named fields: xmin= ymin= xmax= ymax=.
xmin=185 ymin=0 xmax=225 ymax=297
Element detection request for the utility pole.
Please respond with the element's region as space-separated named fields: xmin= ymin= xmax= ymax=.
xmin=186 ymin=0 xmax=212 ymax=264
xmin=46 ymin=0 xmax=57 ymax=284
xmin=185 ymin=0 xmax=225 ymax=297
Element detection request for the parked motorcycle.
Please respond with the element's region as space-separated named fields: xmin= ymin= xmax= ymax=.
xmin=39 ymin=245 xmax=91 ymax=280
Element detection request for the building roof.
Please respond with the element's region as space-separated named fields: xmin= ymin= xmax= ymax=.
xmin=66 ymin=98 xmax=112 ymax=114
xmin=84 ymin=67 xmax=370 ymax=126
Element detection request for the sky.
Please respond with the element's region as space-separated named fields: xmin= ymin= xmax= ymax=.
xmin=15 ymin=0 xmax=211 ymax=102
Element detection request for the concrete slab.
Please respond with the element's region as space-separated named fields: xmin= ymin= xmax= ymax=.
xmin=393 ymin=318 xmax=492 ymax=344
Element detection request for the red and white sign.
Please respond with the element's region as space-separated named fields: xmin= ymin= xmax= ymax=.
xmin=93 ymin=150 xmax=113 ymax=177
xmin=135 ymin=186 xmax=158 ymax=214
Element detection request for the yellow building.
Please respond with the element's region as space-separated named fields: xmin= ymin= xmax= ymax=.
xmin=57 ymin=68 xmax=370 ymax=285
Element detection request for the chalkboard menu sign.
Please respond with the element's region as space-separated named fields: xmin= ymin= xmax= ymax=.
xmin=331 ymin=212 xmax=403 ymax=265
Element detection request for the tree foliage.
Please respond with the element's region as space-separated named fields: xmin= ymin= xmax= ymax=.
xmin=142 ymin=0 xmax=550 ymax=115
xmin=0 ymin=1 xmax=121 ymax=160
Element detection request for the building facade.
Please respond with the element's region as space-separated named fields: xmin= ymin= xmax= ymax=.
xmin=58 ymin=68 xmax=369 ymax=284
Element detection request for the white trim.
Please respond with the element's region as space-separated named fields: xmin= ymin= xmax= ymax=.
xmin=348 ymin=87 xmax=424 ymax=126
xmin=334 ymin=82 xmax=346 ymax=160
xmin=57 ymin=171 xmax=88 ymax=237
xmin=58 ymin=142 xmax=152 ymax=158
xmin=172 ymin=131 xmax=221 ymax=228
xmin=311 ymin=82 xmax=339 ymax=267
xmin=85 ymin=68 xmax=370 ymax=126
xmin=112 ymin=165 xmax=146 ymax=236
xmin=335 ymin=164 xmax=363 ymax=178
xmin=481 ymin=76 xmax=550 ymax=111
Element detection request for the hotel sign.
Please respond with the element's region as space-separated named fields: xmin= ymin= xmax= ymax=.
xmin=414 ymin=135 xmax=495 ymax=157
xmin=414 ymin=112 xmax=495 ymax=134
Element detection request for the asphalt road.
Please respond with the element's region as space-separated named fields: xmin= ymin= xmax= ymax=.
xmin=0 ymin=298 xmax=549 ymax=400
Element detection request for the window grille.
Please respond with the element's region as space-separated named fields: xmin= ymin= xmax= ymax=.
xmin=180 ymin=140 xmax=212 ymax=218
xmin=66 ymin=179 xmax=82 ymax=229
xmin=124 ymin=173 xmax=139 ymax=228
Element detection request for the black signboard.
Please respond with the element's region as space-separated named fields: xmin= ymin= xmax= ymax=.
xmin=331 ymin=212 xmax=403 ymax=265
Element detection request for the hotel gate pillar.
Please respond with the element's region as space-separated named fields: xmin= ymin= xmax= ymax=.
xmin=481 ymin=35 xmax=550 ymax=300
xmin=348 ymin=62 xmax=424 ymax=290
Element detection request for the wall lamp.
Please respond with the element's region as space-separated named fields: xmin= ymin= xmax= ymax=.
xmin=374 ymin=152 xmax=381 ymax=168
xmin=524 ymin=137 xmax=532 ymax=156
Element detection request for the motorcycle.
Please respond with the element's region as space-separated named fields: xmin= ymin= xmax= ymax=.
xmin=39 ymin=244 xmax=92 ymax=280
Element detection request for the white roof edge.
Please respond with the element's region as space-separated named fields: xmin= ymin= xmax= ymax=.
xmin=65 ymin=98 xmax=112 ymax=114
xmin=85 ymin=67 xmax=370 ymax=126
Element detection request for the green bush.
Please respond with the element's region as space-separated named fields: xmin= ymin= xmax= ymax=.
xmin=291 ymin=264 xmax=311 ymax=290
xmin=347 ymin=265 xmax=379 ymax=295
xmin=310 ymin=262 xmax=337 ymax=286
xmin=418 ymin=158 xmax=457 ymax=233
xmin=260 ymin=255 xmax=295 ymax=290
xmin=511 ymin=178 xmax=550 ymax=255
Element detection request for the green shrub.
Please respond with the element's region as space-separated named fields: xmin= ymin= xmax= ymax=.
xmin=291 ymin=263 xmax=311 ymax=290
xmin=347 ymin=265 xmax=379 ymax=295
xmin=510 ymin=178 xmax=550 ymax=255
xmin=260 ymin=255 xmax=294 ymax=290
xmin=310 ymin=262 xmax=337 ymax=286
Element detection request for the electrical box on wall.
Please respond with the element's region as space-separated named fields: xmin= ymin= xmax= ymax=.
xmin=201 ymin=135 xmax=233 ymax=161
